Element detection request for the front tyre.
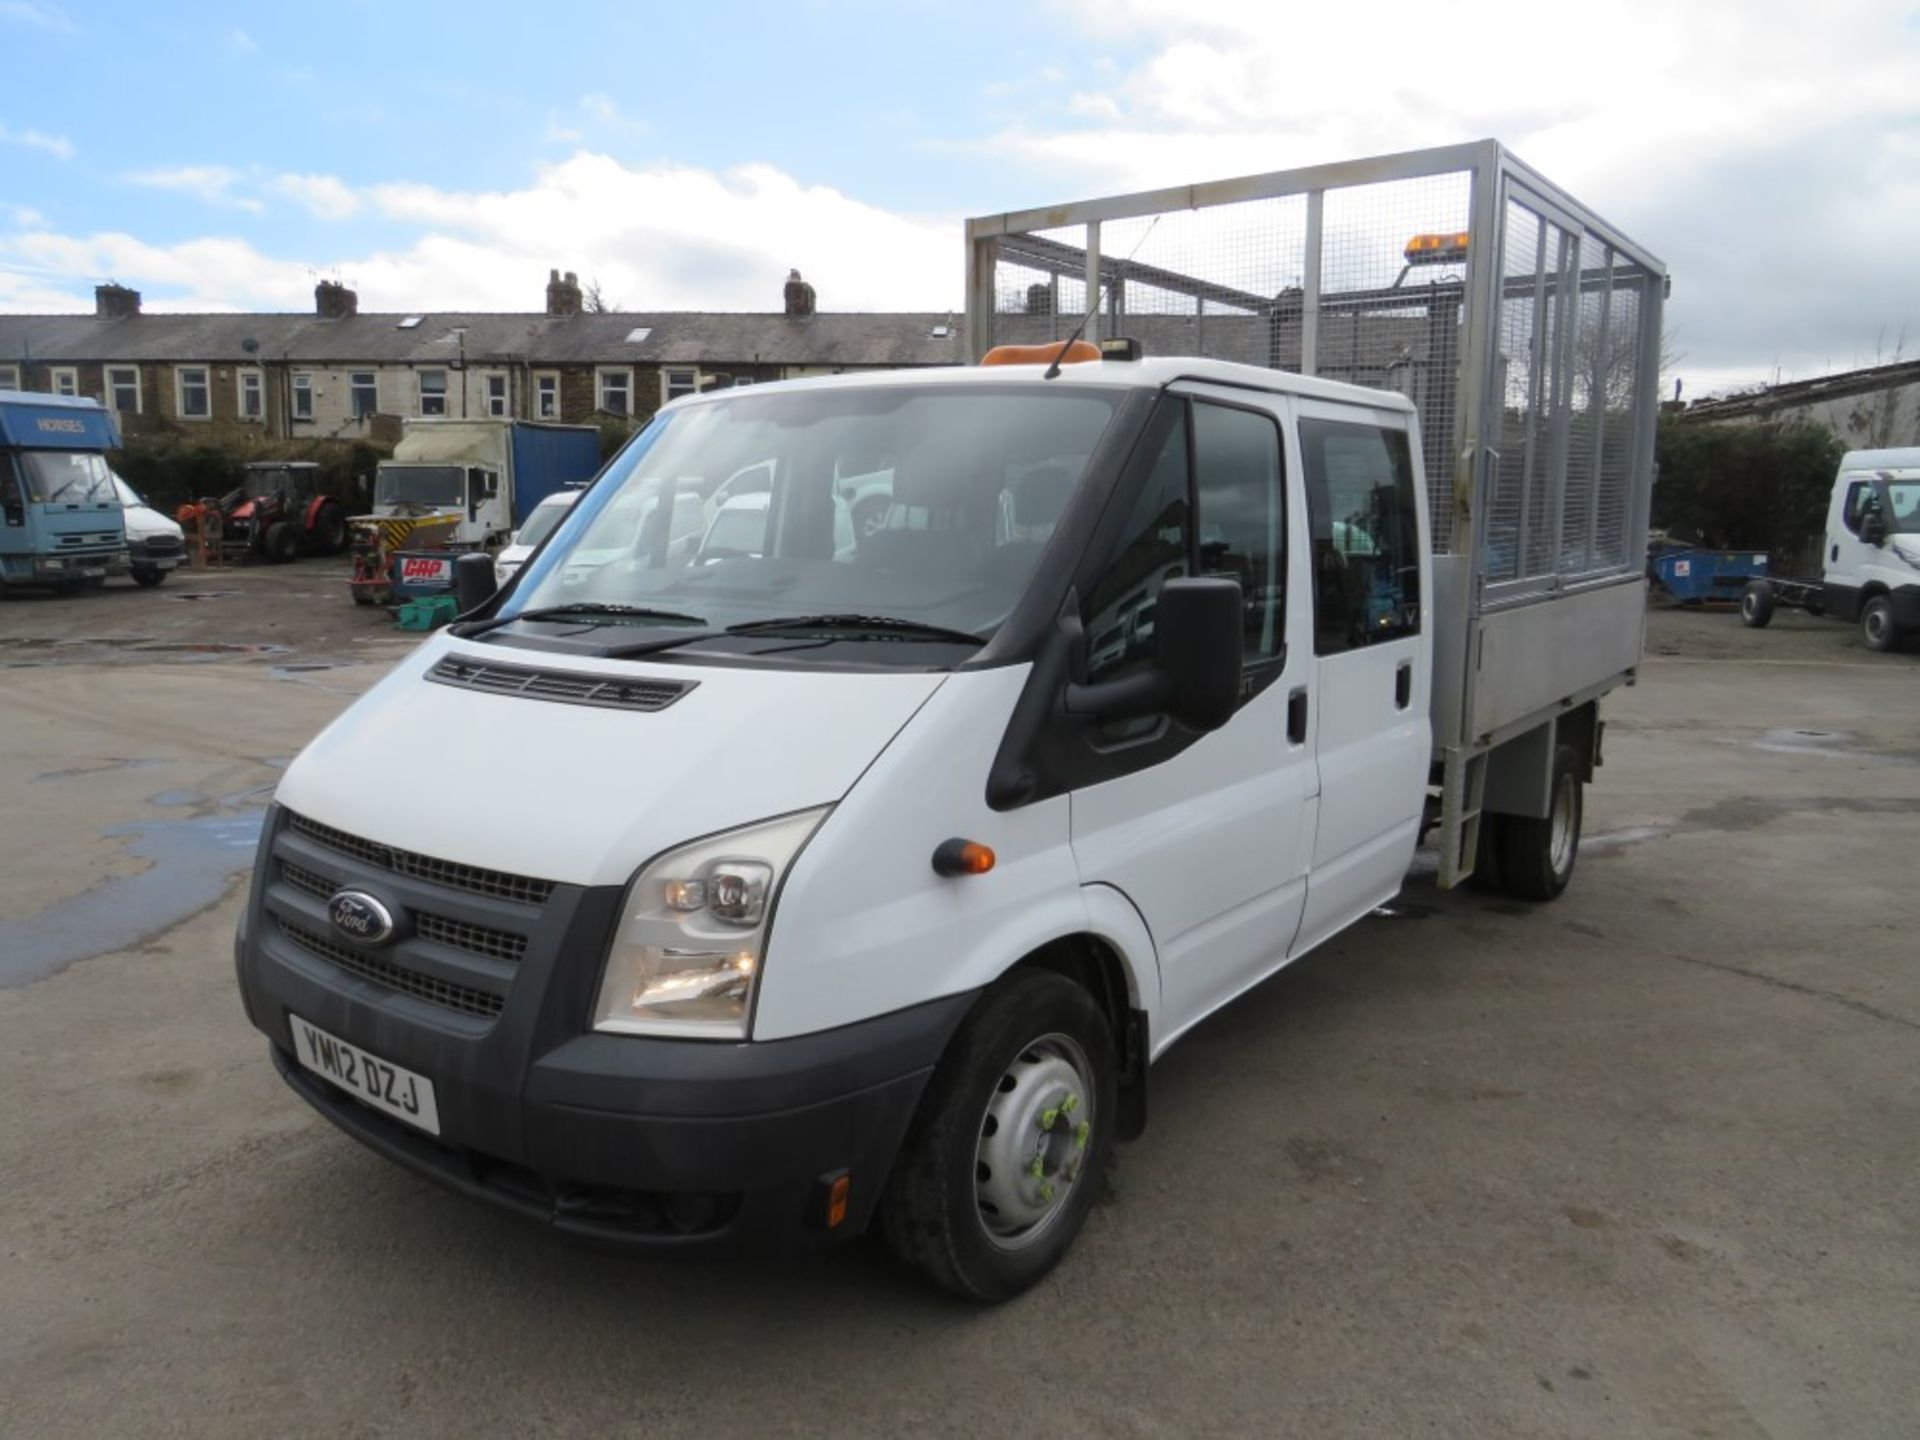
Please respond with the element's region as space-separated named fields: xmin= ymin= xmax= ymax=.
xmin=130 ymin=566 xmax=167 ymax=588
xmin=1860 ymin=594 xmax=1897 ymax=653
xmin=1497 ymin=742 xmax=1583 ymax=901
xmin=881 ymin=971 xmax=1117 ymax=1302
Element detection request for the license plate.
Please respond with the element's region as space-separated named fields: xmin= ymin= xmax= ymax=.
xmin=288 ymin=1014 xmax=441 ymax=1136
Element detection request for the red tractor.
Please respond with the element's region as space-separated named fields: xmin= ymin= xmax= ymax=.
xmin=213 ymin=462 xmax=351 ymax=563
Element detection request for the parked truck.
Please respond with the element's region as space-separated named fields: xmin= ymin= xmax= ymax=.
xmin=233 ymin=142 xmax=1665 ymax=1299
xmin=0 ymin=389 xmax=128 ymax=591
xmin=1738 ymin=447 xmax=1920 ymax=651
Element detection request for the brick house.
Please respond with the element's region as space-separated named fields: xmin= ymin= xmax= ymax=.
xmin=0 ymin=270 xmax=963 ymax=442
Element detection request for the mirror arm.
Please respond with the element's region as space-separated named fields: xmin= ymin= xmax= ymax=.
xmin=1063 ymin=669 xmax=1171 ymax=721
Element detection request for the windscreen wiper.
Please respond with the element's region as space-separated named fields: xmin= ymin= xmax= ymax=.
xmin=451 ymin=602 xmax=709 ymax=639
xmin=726 ymin=613 xmax=986 ymax=646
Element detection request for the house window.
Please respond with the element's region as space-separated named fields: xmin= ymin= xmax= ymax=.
xmin=418 ymin=369 xmax=448 ymax=416
xmin=485 ymin=373 xmax=509 ymax=418
xmin=291 ymin=373 xmax=314 ymax=421
xmin=106 ymin=366 xmax=140 ymax=414
xmin=51 ymin=367 xmax=79 ymax=397
xmin=0 ymin=364 xmax=19 ymax=390
xmin=176 ymin=366 xmax=211 ymax=420
xmin=238 ymin=369 xmax=264 ymax=421
xmin=534 ymin=372 xmax=559 ymax=419
xmin=663 ymin=368 xmax=698 ymax=403
xmin=350 ymin=371 xmax=378 ymax=419
xmin=731 ymin=376 xmax=754 ymax=388
xmin=597 ymin=368 xmax=632 ymax=416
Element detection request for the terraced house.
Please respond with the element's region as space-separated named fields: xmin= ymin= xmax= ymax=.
xmin=0 ymin=270 xmax=963 ymax=439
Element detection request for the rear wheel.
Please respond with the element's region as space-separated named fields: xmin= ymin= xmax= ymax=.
xmin=881 ymin=970 xmax=1116 ymax=1302
xmin=1739 ymin=581 xmax=1774 ymax=628
xmin=1861 ymin=594 xmax=1897 ymax=652
xmin=1497 ymin=743 xmax=1583 ymax=902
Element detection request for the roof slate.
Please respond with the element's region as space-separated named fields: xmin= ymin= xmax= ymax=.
xmin=0 ymin=309 xmax=967 ymax=368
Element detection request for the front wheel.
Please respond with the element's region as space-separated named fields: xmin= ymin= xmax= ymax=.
xmin=1861 ymin=595 xmax=1897 ymax=653
xmin=881 ymin=970 xmax=1117 ymax=1302
xmin=1497 ymin=742 xmax=1583 ymax=902
xmin=131 ymin=566 xmax=167 ymax=588
xmin=264 ymin=522 xmax=298 ymax=563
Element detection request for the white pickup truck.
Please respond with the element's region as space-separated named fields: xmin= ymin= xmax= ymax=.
xmin=233 ymin=143 xmax=1665 ymax=1299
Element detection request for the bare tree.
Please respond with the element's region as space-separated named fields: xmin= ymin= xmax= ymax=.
xmin=1848 ymin=327 xmax=1910 ymax=448
xmin=583 ymin=277 xmax=621 ymax=315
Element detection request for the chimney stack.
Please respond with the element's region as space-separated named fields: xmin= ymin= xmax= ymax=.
xmin=315 ymin=280 xmax=358 ymax=319
xmin=95 ymin=283 xmax=142 ymax=320
xmin=1025 ymin=282 xmax=1054 ymax=317
xmin=783 ymin=268 xmax=816 ymax=318
xmin=546 ymin=268 xmax=583 ymax=317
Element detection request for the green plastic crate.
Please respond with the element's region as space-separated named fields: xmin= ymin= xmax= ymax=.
xmin=395 ymin=594 xmax=459 ymax=631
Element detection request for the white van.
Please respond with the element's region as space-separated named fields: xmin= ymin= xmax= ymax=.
xmin=111 ymin=474 xmax=186 ymax=587
xmin=1821 ymin=449 xmax=1920 ymax=649
xmin=235 ymin=353 xmax=1632 ymax=1298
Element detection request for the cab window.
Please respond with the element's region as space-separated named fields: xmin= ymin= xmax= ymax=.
xmin=1081 ymin=397 xmax=1286 ymax=691
xmin=1842 ymin=481 xmax=1877 ymax=535
xmin=1 ymin=455 xmax=24 ymax=525
xmin=1300 ymin=419 xmax=1421 ymax=654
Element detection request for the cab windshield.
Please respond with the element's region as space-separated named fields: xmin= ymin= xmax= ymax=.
xmin=375 ymin=465 xmax=465 ymax=508
xmin=508 ymin=384 xmax=1120 ymax=644
xmin=19 ymin=450 xmax=117 ymax=505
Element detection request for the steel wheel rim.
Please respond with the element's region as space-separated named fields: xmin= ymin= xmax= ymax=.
xmin=1742 ymin=593 xmax=1758 ymax=620
xmin=1865 ymin=605 xmax=1887 ymax=644
xmin=1548 ymin=773 xmax=1577 ymax=877
xmin=973 ymin=1032 xmax=1095 ymax=1252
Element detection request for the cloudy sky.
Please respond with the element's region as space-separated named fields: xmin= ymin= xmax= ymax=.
xmin=1 ymin=0 xmax=1915 ymax=397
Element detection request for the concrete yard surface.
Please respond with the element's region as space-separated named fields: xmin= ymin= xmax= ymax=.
xmin=1 ymin=574 xmax=1917 ymax=1438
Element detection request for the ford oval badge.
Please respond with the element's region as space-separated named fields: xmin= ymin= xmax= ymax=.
xmin=328 ymin=890 xmax=395 ymax=946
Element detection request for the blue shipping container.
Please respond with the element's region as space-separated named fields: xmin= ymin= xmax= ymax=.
xmin=507 ymin=422 xmax=601 ymax=526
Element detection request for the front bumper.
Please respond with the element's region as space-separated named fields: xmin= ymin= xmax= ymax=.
xmin=236 ymin=806 xmax=971 ymax=1252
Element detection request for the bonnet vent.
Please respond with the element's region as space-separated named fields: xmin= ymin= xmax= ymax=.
xmin=427 ymin=655 xmax=696 ymax=712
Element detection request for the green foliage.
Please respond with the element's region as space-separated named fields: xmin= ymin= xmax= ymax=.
xmin=110 ymin=436 xmax=387 ymax=514
xmin=1653 ymin=415 xmax=1843 ymax=558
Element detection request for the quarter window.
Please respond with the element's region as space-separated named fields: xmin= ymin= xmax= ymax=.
xmin=106 ymin=366 xmax=140 ymax=413
xmin=598 ymin=368 xmax=632 ymax=415
xmin=350 ymin=371 xmax=378 ymax=418
xmin=177 ymin=366 xmax=211 ymax=419
xmin=291 ymin=373 xmax=314 ymax=420
xmin=418 ymin=369 xmax=447 ymax=416
xmin=1300 ymin=418 xmax=1421 ymax=654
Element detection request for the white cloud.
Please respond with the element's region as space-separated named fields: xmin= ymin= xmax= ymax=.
xmin=1 ymin=152 xmax=960 ymax=314
xmin=0 ymin=122 xmax=73 ymax=160
xmin=992 ymin=0 xmax=1920 ymax=394
xmin=273 ymin=172 xmax=360 ymax=220
xmin=124 ymin=164 xmax=264 ymax=213
xmin=11 ymin=205 xmax=47 ymax=228
xmin=229 ymin=27 xmax=256 ymax=52
xmin=0 ymin=2 xmax=76 ymax=32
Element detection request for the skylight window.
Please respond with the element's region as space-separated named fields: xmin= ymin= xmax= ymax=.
xmin=931 ymin=324 xmax=951 ymax=337
xmin=397 ymin=316 xmax=423 ymax=329
xmin=625 ymin=327 xmax=652 ymax=344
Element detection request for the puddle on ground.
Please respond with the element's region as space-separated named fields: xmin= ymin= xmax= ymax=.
xmin=34 ymin=757 xmax=168 ymax=783
xmin=0 ymin=806 xmax=265 ymax=987
xmin=158 ymin=590 xmax=240 ymax=601
xmin=270 ymin=662 xmax=337 ymax=677
xmin=1752 ymin=727 xmax=1857 ymax=758
xmin=1583 ymin=824 xmax=1669 ymax=849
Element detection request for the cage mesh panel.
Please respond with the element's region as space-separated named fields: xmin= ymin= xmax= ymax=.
xmin=1594 ymin=257 xmax=1647 ymax=570
xmin=1518 ymin=220 xmax=1571 ymax=581
xmin=1316 ymin=175 xmax=1471 ymax=551
xmin=1560 ymin=241 xmax=1610 ymax=574
xmin=988 ymin=225 xmax=1091 ymax=348
xmin=1485 ymin=203 xmax=1541 ymax=584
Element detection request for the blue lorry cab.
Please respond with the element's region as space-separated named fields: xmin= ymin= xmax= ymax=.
xmin=0 ymin=390 xmax=129 ymax=590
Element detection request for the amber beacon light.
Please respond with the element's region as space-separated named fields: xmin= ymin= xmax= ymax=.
xmin=931 ymin=838 xmax=997 ymax=877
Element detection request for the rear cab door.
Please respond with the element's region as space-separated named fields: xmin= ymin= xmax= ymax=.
xmin=1289 ymin=398 xmax=1431 ymax=956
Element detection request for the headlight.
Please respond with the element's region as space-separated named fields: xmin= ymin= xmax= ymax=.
xmin=592 ymin=807 xmax=829 ymax=1039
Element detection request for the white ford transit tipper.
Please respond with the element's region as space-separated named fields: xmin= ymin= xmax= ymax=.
xmin=235 ymin=144 xmax=1665 ymax=1298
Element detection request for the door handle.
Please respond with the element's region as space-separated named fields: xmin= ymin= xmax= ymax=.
xmin=1287 ymin=686 xmax=1308 ymax=745
xmin=1395 ymin=660 xmax=1412 ymax=710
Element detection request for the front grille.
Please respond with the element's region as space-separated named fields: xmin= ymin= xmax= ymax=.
xmin=286 ymin=811 xmax=554 ymax=907
xmin=279 ymin=860 xmax=529 ymax=963
xmin=57 ymin=532 xmax=120 ymax=548
xmin=427 ymin=654 xmax=695 ymax=713
xmin=279 ymin=919 xmax=505 ymax=1019
xmin=137 ymin=535 xmax=185 ymax=557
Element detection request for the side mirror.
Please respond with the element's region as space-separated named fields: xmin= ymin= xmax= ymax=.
xmin=453 ymin=552 xmax=498 ymax=614
xmin=1861 ymin=512 xmax=1887 ymax=545
xmin=1065 ymin=576 xmax=1244 ymax=732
